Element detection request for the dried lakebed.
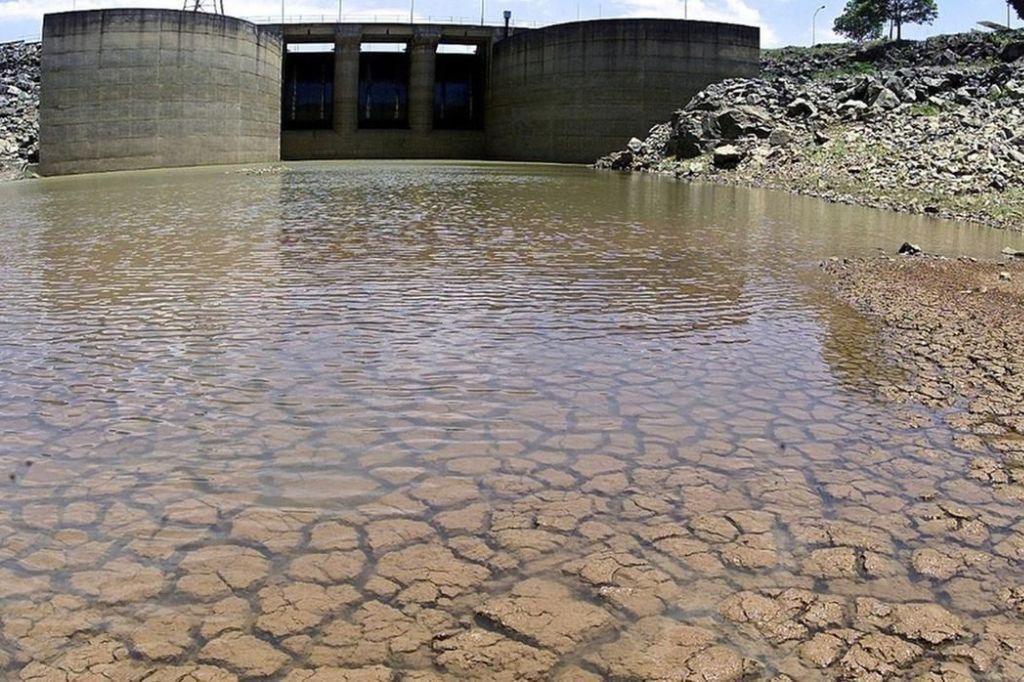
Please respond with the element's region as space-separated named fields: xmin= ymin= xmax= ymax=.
xmin=3 ymin=163 xmax=1024 ymax=680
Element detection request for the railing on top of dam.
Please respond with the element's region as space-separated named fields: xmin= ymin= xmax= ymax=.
xmin=241 ymin=14 xmax=539 ymax=27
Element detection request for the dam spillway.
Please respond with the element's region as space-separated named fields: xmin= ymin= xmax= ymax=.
xmin=38 ymin=9 xmax=760 ymax=175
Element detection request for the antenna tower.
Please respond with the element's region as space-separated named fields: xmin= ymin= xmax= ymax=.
xmin=183 ymin=1 xmax=225 ymax=12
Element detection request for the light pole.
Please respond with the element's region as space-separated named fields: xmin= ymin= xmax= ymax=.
xmin=684 ymin=0 xmax=688 ymax=19
xmin=480 ymin=0 xmax=485 ymax=25
xmin=338 ymin=0 xmax=343 ymax=21
xmin=812 ymin=4 xmax=826 ymax=47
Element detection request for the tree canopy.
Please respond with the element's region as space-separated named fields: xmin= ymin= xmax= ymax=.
xmin=833 ymin=0 xmax=939 ymax=41
xmin=1012 ymin=0 xmax=1024 ymax=21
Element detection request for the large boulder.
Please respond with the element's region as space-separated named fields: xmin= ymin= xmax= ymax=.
xmin=873 ymin=87 xmax=901 ymax=110
xmin=716 ymin=106 xmax=773 ymax=140
xmin=713 ymin=145 xmax=744 ymax=169
xmin=786 ymin=98 xmax=818 ymax=118
xmin=668 ymin=126 xmax=703 ymax=159
xmin=1001 ymin=42 xmax=1024 ymax=63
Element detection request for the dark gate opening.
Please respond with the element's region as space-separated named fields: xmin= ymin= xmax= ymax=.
xmin=358 ymin=44 xmax=410 ymax=129
xmin=282 ymin=49 xmax=335 ymax=130
xmin=434 ymin=46 xmax=484 ymax=130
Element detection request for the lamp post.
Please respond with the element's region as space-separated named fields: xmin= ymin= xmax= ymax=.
xmin=812 ymin=4 xmax=826 ymax=47
xmin=481 ymin=0 xmax=485 ymax=25
xmin=684 ymin=0 xmax=688 ymax=19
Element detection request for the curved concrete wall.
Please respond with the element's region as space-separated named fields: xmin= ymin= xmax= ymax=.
xmin=40 ymin=9 xmax=282 ymax=176
xmin=486 ymin=19 xmax=760 ymax=163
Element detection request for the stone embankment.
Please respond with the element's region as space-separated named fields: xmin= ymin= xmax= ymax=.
xmin=599 ymin=30 xmax=1024 ymax=230
xmin=0 ymin=41 xmax=40 ymax=181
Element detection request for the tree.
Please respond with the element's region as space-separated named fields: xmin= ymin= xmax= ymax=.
xmin=1012 ymin=0 xmax=1024 ymax=21
xmin=888 ymin=0 xmax=939 ymax=39
xmin=833 ymin=0 xmax=887 ymax=41
xmin=833 ymin=0 xmax=939 ymax=41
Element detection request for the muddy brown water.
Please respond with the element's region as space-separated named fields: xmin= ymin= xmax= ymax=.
xmin=3 ymin=162 xmax=1024 ymax=680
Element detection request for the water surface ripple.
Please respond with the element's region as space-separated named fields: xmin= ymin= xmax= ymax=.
xmin=2 ymin=163 xmax=1024 ymax=680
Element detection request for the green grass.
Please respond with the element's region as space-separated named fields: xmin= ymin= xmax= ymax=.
xmin=909 ymin=103 xmax=943 ymax=117
xmin=812 ymin=61 xmax=877 ymax=80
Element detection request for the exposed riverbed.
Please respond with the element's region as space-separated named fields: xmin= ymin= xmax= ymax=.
xmin=2 ymin=162 xmax=1024 ymax=680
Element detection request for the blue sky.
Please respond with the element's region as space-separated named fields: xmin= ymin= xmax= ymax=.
xmin=0 ymin=0 xmax=1019 ymax=46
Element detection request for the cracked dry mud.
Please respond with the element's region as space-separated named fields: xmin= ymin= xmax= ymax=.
xmin=6 ymin=166 xmax=1024 ymax=681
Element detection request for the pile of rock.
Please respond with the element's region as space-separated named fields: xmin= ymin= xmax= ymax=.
xmin=763 ymin=29 xmax=1024 ymax=80
xmin=599 ymin=29 xmax=1024 ymax=229
xmin=1 ymin=41 xmax=41 ymax=178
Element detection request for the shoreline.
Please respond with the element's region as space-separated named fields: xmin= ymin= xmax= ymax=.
xmin=608 ymin=166 xmax=1021 ymax=232
xmin=824 ymin=252 xmax=1024 ymax=501
xmin=600 ymin=29 xmax=1024 ymax=233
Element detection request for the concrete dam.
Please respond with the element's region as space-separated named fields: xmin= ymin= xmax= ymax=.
xmin=39 ymin=9 xmax=760 ymax=176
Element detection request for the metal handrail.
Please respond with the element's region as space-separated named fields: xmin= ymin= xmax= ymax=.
xmin=243 ymin=14 xmax=536 ymax=27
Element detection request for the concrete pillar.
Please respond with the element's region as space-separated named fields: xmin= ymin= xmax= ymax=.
xmin=334 ymin=28 xmax=362 ymax=135
xmin=408 ymin=32 xmax=440 ymax=133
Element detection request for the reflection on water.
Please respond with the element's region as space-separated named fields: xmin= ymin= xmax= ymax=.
xmin=2 ymin=163 xmax=1024 ymax=679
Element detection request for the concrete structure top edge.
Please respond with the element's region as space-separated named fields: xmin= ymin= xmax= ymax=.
xmin=42 ymin=8 xmax=280 ymax=44
xmin=496 ymin=18 xmax=760 ymax=47
xmin=274 ymin=22 xmax=514 ymax=44
xmin=266 ymin=17 xmax=758 ymax=46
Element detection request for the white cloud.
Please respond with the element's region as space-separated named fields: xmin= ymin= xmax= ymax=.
xmin=617 ymin=0 xmax=779 ymax=46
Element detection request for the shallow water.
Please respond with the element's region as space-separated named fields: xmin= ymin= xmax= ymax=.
xmin=2 ymin=162 xmax=1024 ymax=680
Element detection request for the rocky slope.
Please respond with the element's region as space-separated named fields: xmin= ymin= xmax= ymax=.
xmin=599 ymin=30 xmax=1024 ymax=230
xmin=0 ymin=41 xmax=40 ymax=180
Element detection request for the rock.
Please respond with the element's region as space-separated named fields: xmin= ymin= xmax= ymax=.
xmin=627 ymin=136 xmax=644 ymax=153
xmin=768 ymin=128 xmax=793 ymax=146
xmin=838 ymin=99 xmax=869 ymax=116
xmin=1001 ymin=41 xmax=1024 ymax=63
xmin=1002 ymin=247 xmax=1024 ymax=258
xmin=873 ymin=87 xmax=901 ymax=110
xmin=787 ymin=98 xmax=818 ymax=118
xmin=716 ymin=106 xmax=773 ymax=139
xmin=668 ymin=126 xmax=703 ymax=159
xmin=604 ymin=150 xmax=633 ymax=170
xmin=1000 ymin=271 xmax=1012 ymax=282
xmin=713 ymin=145 xmax=744 ymax=169
xmin=1 ymin=41 xmax=41 ymax=177
xmin=898 ymin=242 xmax=922 ymax=256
